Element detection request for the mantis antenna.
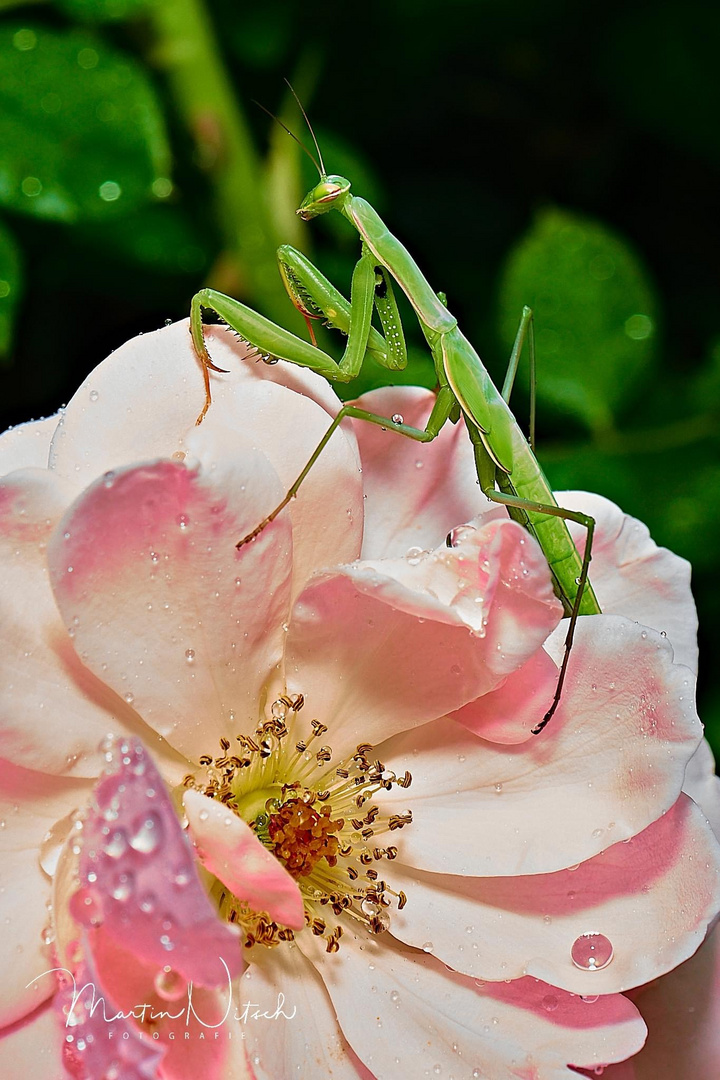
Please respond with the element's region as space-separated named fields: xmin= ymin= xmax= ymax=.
xmin=283 ymin=78 xmax=327 ymax=178
xmin=252 ymin=98 xmax=324 ymax=178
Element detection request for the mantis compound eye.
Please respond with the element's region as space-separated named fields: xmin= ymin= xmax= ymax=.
xmin=297 ymin=175 xmax=351 ymax=218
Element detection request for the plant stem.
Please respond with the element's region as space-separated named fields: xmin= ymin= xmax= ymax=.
xmin=148 ymin=0 xmax=293 ymax=324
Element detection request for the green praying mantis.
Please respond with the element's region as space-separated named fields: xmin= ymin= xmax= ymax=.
xmin=189 ymin=99 xmax=601 ymax=735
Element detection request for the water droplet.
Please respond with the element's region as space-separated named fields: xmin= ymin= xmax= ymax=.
xmin=111 ymin=871 xmax=134 ymax=902
xmin=176 ymin=514 xmax=189 ymax=530
xmin=160 ymin=934 xmax=174 ymax=951
xmin=199 ymin=809 xmax=209 ymax=822
xmin=88 ymin=389 xmax=99 ymax=403
xmin=422 ymin=941 xmax=434 ymax=953
xmin=571 ymin=932 xmax=614 ymax=970
xmin=391 ymin=413 xmax=404 ymax=425
xmin=129 ymin=812 xmax=162 ymax=854
xmin=581 ymin=994 xmax=600 ymax=1004
xmin=361 ymin=898 xmax=382 ymax=917
xmin=103 ymin=829 xmax=127 ymax=859
xmin=185 ymin=648 xmax=195 ymax=664
xmin=542 ymin=994 xmax=558 ymax=1012
xmin=69 ymin=887 xmax=103 ymax=927
xmin=153 ymin=966 xmax=186 ymax=1001
xmin=390 ymin=990 xmax=400 ymax=1003
xmin=494 ymin=783 xmax=503 ymax=794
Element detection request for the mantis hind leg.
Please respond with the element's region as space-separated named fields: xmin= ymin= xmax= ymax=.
xmin=481 ymin=484 xmax=595 ymax=735
xmin=236 ymin=389 xmax=456 ymax=548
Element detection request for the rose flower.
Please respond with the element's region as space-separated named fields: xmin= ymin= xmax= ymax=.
xmin=0 ymin=322 xmax=717 ymax=1078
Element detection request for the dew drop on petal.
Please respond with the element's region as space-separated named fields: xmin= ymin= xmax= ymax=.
xmin=185 ymin=649 xmax=195 ymax=664
xmin=69 ymin=887 xmax=104 ymax=927
xmin=153 ymin=966 xmax=186 ymax=1001
xmin=571 ymin=932 xmax=614 ymax=970
xmin=541 ymin=994 xmax=558 ymax=1011
xmin=391 ymin=413 xmax=404 ymax=425
xmin=129 ymin=812 xmax=162 ymax=854
xmin=111 ymin=870 xmax=135 ymax=902
xmin=103 ymin=829 xmax=128 ymax=859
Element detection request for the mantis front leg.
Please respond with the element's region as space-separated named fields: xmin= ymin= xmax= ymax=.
xmin=190 ymin=244 xmax=390 ymax=424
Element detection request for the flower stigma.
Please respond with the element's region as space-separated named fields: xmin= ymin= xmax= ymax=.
xmin=184 ymin=695 xmax=413 ymax=953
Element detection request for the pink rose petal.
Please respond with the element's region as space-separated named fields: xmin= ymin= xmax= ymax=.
xmin=184 ymin=790 xmax=305 ymax=930
xmin=54 ymin=937 xmax=164 ymax=1079
xmin=353 ymin=386 xmax=483 ymax=559
xmin=48 ymin=456 xmax=292 ymax=762
xmin=286 ymin=518 xmax=562 ymax=754
xmin=450 ymin=645 xmax=561 ymax=743
xmin=0 ymin=759 xmax=92 ymax=1027
xmin=76 ymin=737 xmax=241 ymax=987
xmin=292 ymin=931 xmax=646 ymax=1077
xmin=601 ymin=921 xmax=720 ymax=1080
xmin=377 ymin=617 xmax=701 ymax=876
xmin=0 ymin=999 xmax=68 ymax=1079
xmin=559 ymin=490 xmax=698 ymax=673
xmin=0 ymin=414 xmax=59 ymax=474
xmin=50 ymin=321 xmax=363 ymax=601
xmin=0 ymin=468 xmax=192 ymax=779
xmin=389 ymin=794 xmax=720 ymax=994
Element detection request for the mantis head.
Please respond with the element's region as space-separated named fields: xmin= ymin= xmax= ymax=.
xmin=297 ymin=175 xmax=351 ymax=220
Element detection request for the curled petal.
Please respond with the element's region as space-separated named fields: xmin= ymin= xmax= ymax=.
xmin=450 ymin=645 xmax=560 ymax=743
xmin=76 ymin=737 xmax=241 ymax=987
xmin=54 ymin=937 xmax=165 ymax=1079
xmin=286 ymin=518 xmax=562 ymax=753
xmin=184 ymin=790 xmax=305 ymax=930
xmin=682 ymin=738 xmax=720 ymax=841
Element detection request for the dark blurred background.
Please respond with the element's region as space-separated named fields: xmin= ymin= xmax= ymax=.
xmin=1 ymin=0 xmax=718 ymax=751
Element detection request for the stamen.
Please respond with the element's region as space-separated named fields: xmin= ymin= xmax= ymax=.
xmin=188 ymin=695 xmax=412 ymax=953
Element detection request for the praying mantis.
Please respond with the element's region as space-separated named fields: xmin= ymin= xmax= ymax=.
xmin=189 ymin=104 xmax=601 ymax=735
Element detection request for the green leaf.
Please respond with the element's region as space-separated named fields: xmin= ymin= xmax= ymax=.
xmin=498 ymin=208 xmax=658 ymax=433
xmin=0 ymin=23 xmax=172 ymax=222
xmin=0 ymin=218 xmax=22 ymax=362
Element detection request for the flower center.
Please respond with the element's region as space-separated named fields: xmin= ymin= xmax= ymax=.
xmin=184 ymin=695 xmax=412 ymax=952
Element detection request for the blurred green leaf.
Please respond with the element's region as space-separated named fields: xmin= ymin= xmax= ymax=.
xmin=0 ymin=218 xmax=22 ymax=362
xmin=55 ymin=0 xmax=150 ymax=21
xmin=498 ymin=208 xmax=658 ymax=433
xmin=75 ymin=201 xmax=210 ymax=274
xmin=0 ymin=23 xmax=171 ymax=223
